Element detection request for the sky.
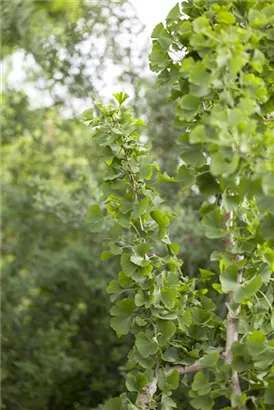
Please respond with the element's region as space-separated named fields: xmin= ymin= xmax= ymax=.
xmin=131 ymin=0 xmax=178 ymax=31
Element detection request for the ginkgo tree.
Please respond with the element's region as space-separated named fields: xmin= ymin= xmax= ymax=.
xmin=84 ymin=1 xmax=274 ymax=409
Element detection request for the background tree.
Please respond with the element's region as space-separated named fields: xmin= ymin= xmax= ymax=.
xmin=1 ymin=0 xmax=145 ymax=107
xmin=1 ymin=1 xmax=145 ymax=408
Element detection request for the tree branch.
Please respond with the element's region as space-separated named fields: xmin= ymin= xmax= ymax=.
xmin=136 ymin=362 xmax=205 ymax=408
xmin=168 ymin=362 xmax=205 ymax=375
xmin=136 ymin=377 xmax=157 ymax=409
xmin=222 ymin=212 xmax=246 ymax=410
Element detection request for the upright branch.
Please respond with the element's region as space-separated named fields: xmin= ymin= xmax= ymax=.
xmin=85 ymin=93 xmax=209 ymax=409
xmin=222 ymin=212 xmax=246 ymax=408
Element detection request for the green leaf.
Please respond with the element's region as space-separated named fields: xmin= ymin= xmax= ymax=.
xmin=110 ymin=298 xmax=135 ymax=335
xmin=158 ymin=320 xmax=176 ymax=345
xmin=159 ymin=35 xmax=173 ymax=51
xmin=261 ymin=247 xmax=274 ymax=269
xmin=177 ymin=165 xmax=196 ymax=190
xmin=110 ymin=298 xmax=135 ymax=317
xmin=161 ymin=288 xmax=177 ymax=309
xmin=178 ymin=310 xmax=192 ymax=332
xmin=158 ymin=171 xmax=176 ymax=182
xmin=191 ymin=308 xmax=212 ymax=325
xmin=201 ymin=208 xmax=226 ymax=239
xmin=189 ymin=124 xmax=206 ymax=144
xmin=134 ymin=118 xmax=146 ymax=126
xmin=130 ymin=255 xmax=150 ymax=267
xmin=158 ymin=369 xmax=179 ymax=392
xmin=176 ymin=95 xmax=200 ymax=121
xmin=166 ymin=3 xmax=181 ymax=22
xmin=222 ymin=194 xmax=240 ymax=211
xmin=126 ymin=371 xmax=148 ymax=392
xmin=151 ymin=210 xmax=169 ymax=227
xmin=110 ymin=317 xmax=131 ymax=336
xmin=112 ymin=92 xmax=129 ymax=105
xmin=192 ymin=16 xmax=211 ymax=34
xmin=197 ymin=172 xmax=221 ymax=194
xmin=161 ymin=394 xmax=177 ymax=410
xmin=264 ymin=380 xmax=274 ymax=404
xmin=246 ymin=331 xmax=266 ymax=357
xmin=217 ymin=11 xmax=235 ymax=25
xmin=234 ymin=276 xmax=263 ymax=303
xmin=230 ymin=393 xmax=247 ymax=408
xmin=210 ymin=152 xmax=239 ymax=177
xmin=133 ymin=350 xmax=154 ymax=369
xmin=107 ymin=280 xmax=121 ymax=294
xmin=141 ymin=165 xmax=153 ymax=181
xmin=178 ymin=94 xmax=200 ymax=110
xmin=257 ymin=195 xmax=274 ymax=213
xmin=103 ymin=397 xmax=122 ymax=410
xmin=135 ymin=292 xmax=145 ymax=307
xmin=168 ymin=243 xmax=180 ymax=255
xmin=127 ymin=405 xmax=139 ymax=410
xmin=192 ymin=371 xmax=210 ymax=395
xmin=134 ymin=243 xmax=151 ymax=257
xmin=189 ymin=62 xmax=211 ymax=88
xmin=200 ymin=352 xmax=219 ymax=367
xmin=133 ymin=197 xmax=150 ymax=217
xmin=232 ymin=342 xmax=253 ymax=372
xmin=151 ymin=22 xmax=164 ymax=39
xmin=167 ymin=369 xmax=180 ymax=390
xmin=86 ymin=204 xmax=105 ymax=232
xmin=220 ymin=266 xmax=239 ymax=292
xmin=251 ymin=49 xmax=265 ymax=73
xmin=101 ymin=251 xmax=114 ymax=261
xmin=81 ymin=108 xmax=94 ymax=121
xmin=190 ymin=395 xmax=213 ymax=410
xmin=212 ymin=283 xmax=223 ymax=294
xmin=199 ymin=268 xmax=215 ymax=282
xmin=163 ymin=347 xmax=180 ymax=362
xmin=261 ymin=212 xmax=274 ymax=241
xmin=149 ymin=41 xmax=170 ymax=72
xmin=121 ymin=253 xmax=138 ymax=276
xmin=136 ymin=331 xmax=158 ymax=358
xmin=180 ymin=146 xmax=206 ymax=167
xmin=178 ymin=20 xmax=192 ymax=38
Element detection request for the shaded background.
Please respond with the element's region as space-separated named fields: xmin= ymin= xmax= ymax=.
xmin=1 ymin=1 xmax=218 ymax=409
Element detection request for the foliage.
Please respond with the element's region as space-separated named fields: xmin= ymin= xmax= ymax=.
xmin=86 ymin=1 xmax=274 ymax=409
xmin=1 ymin=91 xmax=217 ymax=410
xmin=140 ymin=81 xmax=220 ymax=276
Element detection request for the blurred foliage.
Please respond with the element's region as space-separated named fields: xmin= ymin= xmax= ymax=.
xmin=1 ymin=90 xmax=130 ymax=410
xmin=1 ymin=0 xmax=145 ymax=102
